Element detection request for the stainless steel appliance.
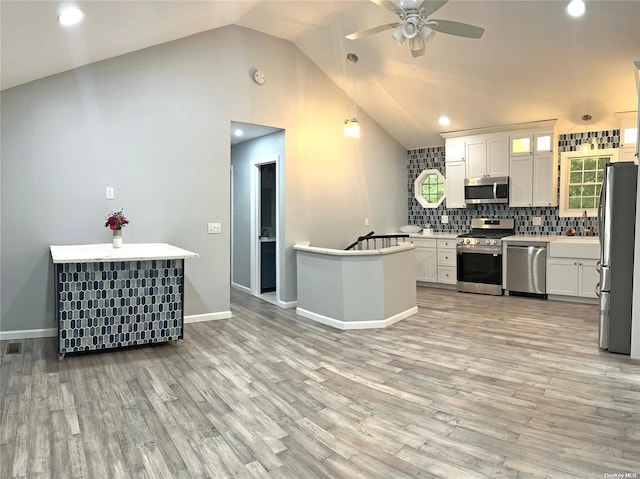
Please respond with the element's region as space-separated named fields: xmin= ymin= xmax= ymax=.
xmin=457 ymin=218 xmax=515 ymax=296
xmin=597 ymin=161 xmax=637 ymax=354
xmin=506 ymin=243 xmax=547 ymax=297
xmin=464 ymin=176 xmax=509 ymax=205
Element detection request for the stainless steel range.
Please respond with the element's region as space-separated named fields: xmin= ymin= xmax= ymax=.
xmin=457 ymin=218 xmax=515 ymax=296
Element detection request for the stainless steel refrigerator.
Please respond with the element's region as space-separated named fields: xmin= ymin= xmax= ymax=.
xmin=597 ymin=161 xmax=638 ymax=354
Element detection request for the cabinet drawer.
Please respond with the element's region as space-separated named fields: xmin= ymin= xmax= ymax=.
xmin=438 ymin=266 xmax=457 ymax=285
xmin=412 ymin=238 xmax=437 ymax=249
xmin=437 ymin=239 xmax=457 ymax=249
xmin=437 ymin=249 xmax=456 ymax=267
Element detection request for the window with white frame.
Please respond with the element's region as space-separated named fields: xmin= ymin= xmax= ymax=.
xmin=559 ymin=148 xmax=619 ymax=217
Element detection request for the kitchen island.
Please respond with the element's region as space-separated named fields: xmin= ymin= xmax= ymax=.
xmin=294 ymin=242 xmax=417 ymax=329
xmin=50 ymin=243 xmax=198 ymax=359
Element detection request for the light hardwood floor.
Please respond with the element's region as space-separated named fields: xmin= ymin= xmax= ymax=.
xmin=1 ymin=287 xmax=639 ymax=478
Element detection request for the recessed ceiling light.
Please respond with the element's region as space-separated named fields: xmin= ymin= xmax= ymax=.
xmin=234 ymin=129 xmax=244 ymax=137
xmin=438 ymin=116 xmax=451 ymax=126
xmin=567 ymin=0 xmax=585 ymax=17
xmin=57 ymin=6 xmax=84 ymax=26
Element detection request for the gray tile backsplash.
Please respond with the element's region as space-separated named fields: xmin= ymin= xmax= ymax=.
xmin=407 ymin=130 xmax=620 ymax=235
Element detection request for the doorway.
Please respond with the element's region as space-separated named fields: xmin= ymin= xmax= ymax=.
xmin=230 ymin=122 xmax=283 ymax=305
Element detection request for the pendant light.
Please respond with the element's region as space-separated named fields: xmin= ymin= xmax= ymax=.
xmin=580 ymin=114 xmax=595 ymax=154
xmin=344 ymin=53 xmax=360 ymax=138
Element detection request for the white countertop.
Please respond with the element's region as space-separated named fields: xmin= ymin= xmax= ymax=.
xmin=503 ymin=235 xmax=599 ymax=243
xmin=407 ymin=232 xmax=459 ymax=239
xmin=294 ymin=242 xmax=415 ymax=256
xmin=50 ymin=243 xmax=199 ymax=263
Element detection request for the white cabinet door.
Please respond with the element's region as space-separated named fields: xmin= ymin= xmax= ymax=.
xmin=466 ymin=137 xmax=487 ymax=178
xmin=445 ymin=160 xmax=466 ymax=209
xmin=509 ymin=155 xmax=533 ymax=206
xmin=532 ymin=153 xmax=557 ymax=206
xmin=620 ymin=146 xmax=637 ymax=163
xmin=510 ymin=134 xmax=533 ymax=156
xmin=487 ymin=136 xmax=510 ymax=176
xmin=546 ymin=258 xmax=579 ymax=296
xmin=534 ymin=131 xmax=554 ymax=153
xmin=578 ymin=260 xmax=599 ymax=298
xmin=446 ymin=138 xmax=466 ymax=162
xmin=415 ymin=248 xmax=438 ymax=283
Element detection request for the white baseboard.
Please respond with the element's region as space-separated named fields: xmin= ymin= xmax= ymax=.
xmin=231 ymin=282 xmax=251 ymax=294
xmin=278 ymin=299 xmax=297 ymax=309
xmin=295 ymin=306 xmax=418 ymax=330
xmin=184 ymin=311 xmax=232 ymax=324
xmin=0 ymin=328 xmax=57 ymax=341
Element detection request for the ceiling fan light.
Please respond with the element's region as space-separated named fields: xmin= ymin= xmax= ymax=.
xmin=401 ymin=17 xmax=420 ymax=39
xmin=419 ymin=25 xmax=435 ymax=43
xmin=409 ymin=35 xmax=424 ymax=52
xmin=392 ymin=26 xmax=406 ymax=46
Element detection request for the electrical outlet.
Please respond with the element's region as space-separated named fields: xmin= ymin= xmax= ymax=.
xmin=207 ymin=223 xmax=221 ymax=234
xmin=532 ymin=216 xmax=542 ymax=226
xmin=364 ymin=217 xmax=370 ymax=227
xmin=441 ymin=215 xmax=449 ymax=224
xmin=105 ymin=186 xmax=114 ymax=200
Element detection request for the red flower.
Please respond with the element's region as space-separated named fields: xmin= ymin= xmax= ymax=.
xmin=105 ymin=210 xmax=129 ymax=230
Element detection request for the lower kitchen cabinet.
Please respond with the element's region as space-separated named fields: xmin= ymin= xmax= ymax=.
xmin=436 ymin=239 xmax=457 ymax=285
xmin=412 ymin=237 xmax=457 ymax=286
xmin=415 ymin=241 xmax=438 ymax=283
xmin=546 ymin=258 xmax=598 ymax=298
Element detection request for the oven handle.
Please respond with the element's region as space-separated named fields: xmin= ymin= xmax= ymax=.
xmin=456 ymin=248 xmax=502 ymax=255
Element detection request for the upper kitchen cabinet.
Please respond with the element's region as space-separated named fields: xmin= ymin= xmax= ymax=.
xmin=510 ymin=153 xmax=557 ymax=207
xmin=509 ymin=131 xmax=553 ymax=156
xmin=466 ymin=135 xmax=509 ymax=178
xmin=445 ymin=160 xmax=466 ymax=208
xmin=445 ymin=138 xmax=466 ymax=162
xmin=616 ymin=111 xmax=638 ymax=163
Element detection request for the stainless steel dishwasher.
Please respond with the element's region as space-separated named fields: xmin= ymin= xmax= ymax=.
xmin=506 ymin=243 xmax=547 ymax=297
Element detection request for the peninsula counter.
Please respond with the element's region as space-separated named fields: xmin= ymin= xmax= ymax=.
xmin=50 ymin=243 xmax=198 ymax=359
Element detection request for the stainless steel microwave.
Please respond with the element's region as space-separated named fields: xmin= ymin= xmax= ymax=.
xmin=464 ymin=176 xmax=509 ymax=205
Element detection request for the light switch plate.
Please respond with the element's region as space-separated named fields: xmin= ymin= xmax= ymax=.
xmin=532 ymin=216 xmax=542 ymax=226
xmin=106 ymin=186 xmax=114 ymax=200
xmin=207 ymin=223 xmax=221 ymax=234
xmin=441 ymin=215 xmax=449 ymax=224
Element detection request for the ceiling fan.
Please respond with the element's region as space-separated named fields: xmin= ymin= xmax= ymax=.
xmin=346 ymin=0 xmax=485 ymax=58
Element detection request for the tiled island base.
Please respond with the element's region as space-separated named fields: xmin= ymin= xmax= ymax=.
xmin=55 ymin=259 xmax=184 ymax=356
xmin=50 ymin=243 xmax=198 ymax=360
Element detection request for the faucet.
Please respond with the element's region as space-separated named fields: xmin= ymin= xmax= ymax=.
xmin=582 ymin=210 xmax=591 ymax=236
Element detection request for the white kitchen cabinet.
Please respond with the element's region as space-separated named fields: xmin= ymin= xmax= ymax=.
xmin=532 ymin=153 xmax=557 ymax=206
xmin=465 ymin=135 xmax=509 ymax=178
xmin=465 ymin=137 xmax=487 ymax=178
xmin=437 ymin=239 xmax=457 ymax=285
xmin=413 ymin=238 xmax=438 ymax=283
xmin=445 ymin=160 xmax=466 ymax=209
xmin=546 ymin=258 xmax=598 ymax=298
xmin=534 ymin=132 xmax=554 ymax=154
xmin=509 ymin=153 xmax=556 ymax=207
xmin=578 ymin=259 xmax=599 ymax=299
xmin=445 ymin=138 xmax=466 ymax=162
xmin=510 ymin=134 xmax=533 ymax=156
xmin=509 ymin=155 xmax=533 ymax=207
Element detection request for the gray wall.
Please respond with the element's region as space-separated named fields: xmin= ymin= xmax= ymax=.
xmin=231 ymin=130 xmax=285 ymax=290
xmin=0 ymin=25 xmax=407 ymax=334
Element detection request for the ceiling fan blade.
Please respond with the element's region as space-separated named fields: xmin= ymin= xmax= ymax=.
xmin=346 ymin=22 xmax=400 ymax=40
xmin=417 ymin=0 xmax=449 ymax=16
xmin=428 ymin=19 xmax=485 ymax=39
xmin=369 ymin=0 xmax=404 ymax=15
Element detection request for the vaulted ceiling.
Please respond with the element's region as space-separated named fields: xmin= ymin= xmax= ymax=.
xmin=2 ymin=0 xmax=639 ymax=148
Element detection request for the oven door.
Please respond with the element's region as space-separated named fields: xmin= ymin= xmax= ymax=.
xmin=457 ymin=248 xmax=503 ymax=296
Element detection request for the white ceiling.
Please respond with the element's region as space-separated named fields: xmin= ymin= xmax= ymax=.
xmin=2 ymin=0 xmax=639 ymax=149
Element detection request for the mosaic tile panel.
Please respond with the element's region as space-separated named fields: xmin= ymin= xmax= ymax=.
xmin=56 ymin=259 xmax=185 ymax=355
xmin=407 ymin=129 xmax=620 ymax=234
